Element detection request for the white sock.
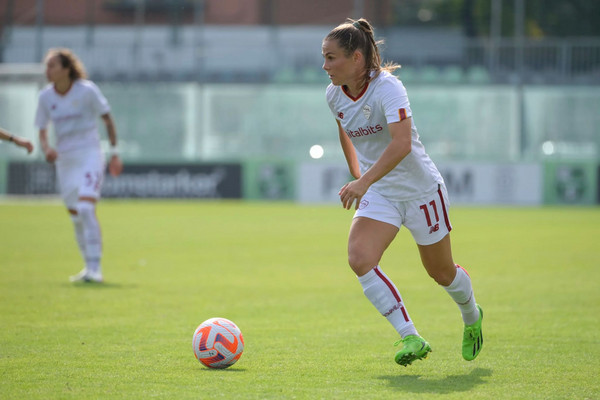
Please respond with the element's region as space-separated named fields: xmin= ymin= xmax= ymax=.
xmin=70 ymin=214 xmax=86 ymax=260
xmin=77 ymin=201 xmax=102 ymax=275
xmin=357 ymin=265 xmax=418 ymax=338
xmin=443 ymin=265 xmax=479 ymax=325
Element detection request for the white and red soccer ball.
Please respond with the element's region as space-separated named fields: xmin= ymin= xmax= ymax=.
xmin=192 ymin=317 xmax=244 ymax=369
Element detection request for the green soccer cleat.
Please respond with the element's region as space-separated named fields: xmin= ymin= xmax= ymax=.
xmin=462 ymin=304 xmax=483 ymax=361
xmin=394 ymin=335 xmax=432 ymax=366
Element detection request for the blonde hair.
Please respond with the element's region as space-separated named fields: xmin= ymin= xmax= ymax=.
xmin=45 ymin=48 xmax=88 ymax=80
xmin=325 ymin=18 xmax=400 ymax=88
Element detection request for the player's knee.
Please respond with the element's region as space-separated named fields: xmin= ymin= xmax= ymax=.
xmin=76 ymin=200 xmax=96 ymax=221
xmin=426 ymin=266 xmax=455 ymax=286
xmin=347 ymin=249 xmax=378 ymax=276
xmin=70 ymin=213 xmax=81 ymax=225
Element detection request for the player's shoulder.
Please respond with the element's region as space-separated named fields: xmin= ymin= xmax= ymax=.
xmin=73 ymin=79 xmax=108 ymax=102
xmin=38 ymin=83 xmax=54 ymax=98
xmin=373 ymin=70 xmax=405 ymax=91
xmin=326 ymin=82 xmax=339 ymax=97
xmin=370 ymin=70 xmax=408 ymax=102
xmin=74 ymin=79 xmax=100 ymax=92
xmin=325 ymin=83 xmax=342 ymax=103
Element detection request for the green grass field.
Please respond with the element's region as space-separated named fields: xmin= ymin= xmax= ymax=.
xmin=0 ymin=200 xmax=598 ymax=399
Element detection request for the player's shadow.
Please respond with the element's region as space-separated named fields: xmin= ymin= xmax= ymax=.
xmin=378 ymin=367 xmax=492 ymax=394
xmin=65 ymin=282 xmax=132 ymax=289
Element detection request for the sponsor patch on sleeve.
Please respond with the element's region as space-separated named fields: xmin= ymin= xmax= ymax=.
xmin=399 ymin=108 xmax=407 ymax=121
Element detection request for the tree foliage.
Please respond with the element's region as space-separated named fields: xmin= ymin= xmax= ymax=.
xmin=390 ymin=0 xmax=600 ymax=38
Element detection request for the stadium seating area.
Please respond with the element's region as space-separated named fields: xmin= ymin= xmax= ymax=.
xmin=3 ymin=25 xmax=599 ymax=84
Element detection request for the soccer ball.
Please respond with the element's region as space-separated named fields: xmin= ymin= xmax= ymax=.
xmin=192 ymin=317 xmax=244 ymax=369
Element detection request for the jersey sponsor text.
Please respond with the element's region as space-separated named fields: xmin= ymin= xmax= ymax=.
xmin=346 ymin=124 xmax=383 ymax=138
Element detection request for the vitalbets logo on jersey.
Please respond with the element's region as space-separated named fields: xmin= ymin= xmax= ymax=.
xmin=346 ymin=124 xmax=383 ymax=138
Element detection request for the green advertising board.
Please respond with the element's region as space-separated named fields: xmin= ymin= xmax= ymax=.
xmin=243 ymin=160 xmax=296 ymax=201
xmin=543 ymin=161 xmax=598 ymax=205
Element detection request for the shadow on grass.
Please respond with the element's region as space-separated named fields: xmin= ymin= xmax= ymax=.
xmin=64 ymin=281 xmax=134 ymax=290
xmin=196 ymin=367 xmax=247 ymax=373
xmin=378 ymin=367 xmax=492 ymax=394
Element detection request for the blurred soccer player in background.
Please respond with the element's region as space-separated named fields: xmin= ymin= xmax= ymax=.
xmin=35 ymin=48 xmax=123 ymax=283
xmin=0 ymin=126 xmax=34 ymax=153
xmin=322 ymin=18 xmax=483 ymax=366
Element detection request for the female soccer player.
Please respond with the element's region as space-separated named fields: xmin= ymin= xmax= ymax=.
xmin=0 ymin=126 xmax=34 ymax=153
xmin=35 ymin=48 xmax=123 ymax=283
xmin=322 ymin=19 xmax=483 ymax=366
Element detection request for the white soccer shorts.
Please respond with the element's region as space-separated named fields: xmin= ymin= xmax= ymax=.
xmin=55 ymin=148 xmax=105 ymax=209
xmin=353 ymin=184 xmax=453 ymax=246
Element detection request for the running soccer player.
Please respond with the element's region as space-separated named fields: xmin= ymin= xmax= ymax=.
xmin=35 ymin=48 xmax=123 ymax=283
xmin=322 ymin=18 xmax=483 ymax=365
xmin=0 ymin=126 xmax=34 ymax=153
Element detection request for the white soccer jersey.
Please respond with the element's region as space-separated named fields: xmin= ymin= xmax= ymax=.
xmin=326 ymin=70 xmax=443 ymax=200
xmin=35 ymin=79 xmax=110 ymax=154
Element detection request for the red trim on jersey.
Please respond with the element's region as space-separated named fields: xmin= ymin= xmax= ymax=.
xmin=399 ymin=108 xmax=407 ymax=121
xmin=342 ymin=82 xmax=369 ymax=102
xmin=374 ymin=266 xmax=402 ymax=303
xmin=437 ymin=186 xmax=452 ymax=232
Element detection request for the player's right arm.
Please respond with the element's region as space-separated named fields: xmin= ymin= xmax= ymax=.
xmin=337 ymin=120 xmax=360 ymax=179
xmin=0 ymin=127 xmax=34 ymax=153
xmin=35 ymin=91 xmax=56 ymax=161
xmin=39 ymin=128 xmax=57 ymax=163
xmin=0 ymin=127 xmax=12 ymax=141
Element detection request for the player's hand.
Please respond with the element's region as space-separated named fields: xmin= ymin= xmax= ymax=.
xmin=108 ymin=155 xmax=123 ymax=177
xmin=23 ymin=141 xmax=34 ymax=153
xmin=44 ymin=148 xmax=58 ymax=163
xmin=339 ymin=179 xmax=369 ymax=210
xmin=14 ymin=138 xmax=34 ymax=153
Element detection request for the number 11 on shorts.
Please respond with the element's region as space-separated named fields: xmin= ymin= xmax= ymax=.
xmin=419 ymin=201 xmax=440 ymax=234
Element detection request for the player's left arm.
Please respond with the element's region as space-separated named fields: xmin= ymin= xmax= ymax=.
xmin=359 ymin=118 xmax=411 ymax=185
xmin=101 ymin=113 xmax=123 ymax=177
xmin=339 ymin=118 xmax=412 ymax=210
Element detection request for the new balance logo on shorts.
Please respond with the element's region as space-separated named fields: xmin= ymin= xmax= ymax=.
xmin=429 ymin=223 xmax=439 ymax=234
